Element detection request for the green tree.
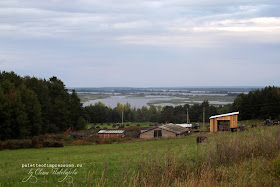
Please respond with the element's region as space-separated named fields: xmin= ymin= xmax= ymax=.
xmin=76 ymin=116 xmax=87 ymax=130
xmin=20 ymin=85 xmax=42 ymax=137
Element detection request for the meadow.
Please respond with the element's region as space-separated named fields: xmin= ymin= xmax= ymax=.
xmin=1 ymin=123 xmax=280 ymax=186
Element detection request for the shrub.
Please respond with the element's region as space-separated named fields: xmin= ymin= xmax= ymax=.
xmin=53 ymin=142 xmax=64 ymax=147
xmin=124 ymin=126 xmax=141 ymax=138
xmin=4 ymin=141 xmax=20 ymax=150
xmin=196 ymin=136 xmax=207 ymax=144
xmin=20 ymin=141 xmax=32 ymax=149
xmin=43 ymin=141 xmax=52 ymax=148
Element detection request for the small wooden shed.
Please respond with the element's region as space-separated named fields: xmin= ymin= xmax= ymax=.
xmin=98 ymin=130 xmax=124 ymax=138
xmin=140 ymin=123 xmax=189 ymax=139
xmin=210 ymin=112 xmax=239 ymax=132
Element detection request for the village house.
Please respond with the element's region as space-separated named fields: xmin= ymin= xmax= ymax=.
xmin=140 ymin=123 xmax=189 ymax=139
xmin=98 ymin=130 xmax=125 ymax=138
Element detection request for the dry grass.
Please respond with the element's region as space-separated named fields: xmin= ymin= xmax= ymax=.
xmin=114 ymin=127 xmax=280 ymax=187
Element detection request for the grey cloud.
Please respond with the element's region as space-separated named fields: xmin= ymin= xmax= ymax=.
xmin=0 ymin=0 xmax=279 ymax=87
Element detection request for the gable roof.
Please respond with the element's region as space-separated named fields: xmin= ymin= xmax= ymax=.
xmin=210 ymin=111 xmax=239 ymax=119
xmin=159 ymin=123 xmax=188 ymax=134
xmin=140 ymin=126 xmax=158 ymax=133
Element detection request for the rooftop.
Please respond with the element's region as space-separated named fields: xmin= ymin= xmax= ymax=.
xmin=176 ymin=124 xmax=192 ymax=128
xmin=98 ymin=130 xmax=124 ymax=134
xmin=210 ymin=111 xmax=239 ymax=119
xmin=160 ymin=123 xmax=189 ymax=134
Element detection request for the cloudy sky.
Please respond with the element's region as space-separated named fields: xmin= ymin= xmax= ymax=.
xmin=0 ymin=0 xmax=279 ymax=87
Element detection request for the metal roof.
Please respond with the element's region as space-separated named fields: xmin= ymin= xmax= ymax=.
xmin=210 ymin=111 xmax=239 ymax=119
xmin=98 ymin=130 xmax=124 ymax=134
xmin=176 ymin=124 xmax=192 ymax=128
xmin=159 ymin=123 xmax=188 ymax=134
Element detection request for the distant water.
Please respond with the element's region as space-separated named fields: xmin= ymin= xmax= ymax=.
xmin=83 ymin=95 xmax=232 ymax=108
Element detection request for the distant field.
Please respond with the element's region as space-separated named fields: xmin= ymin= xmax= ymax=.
xmin=77 ymin=94 xmax=110 ymax=103
xmin=77 ymin=93 xmax=236 ymax=107
xmin=87 ymin=122 xmax=156 ymax=129
xmin=148 ymin=95 xmax=236 ymax=105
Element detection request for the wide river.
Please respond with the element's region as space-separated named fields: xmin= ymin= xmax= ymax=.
xmin=83 ymin=95 xmax=232 ymax=108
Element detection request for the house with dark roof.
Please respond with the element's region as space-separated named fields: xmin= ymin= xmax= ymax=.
xmin=140 ymin=123 xmax=189 ymax=139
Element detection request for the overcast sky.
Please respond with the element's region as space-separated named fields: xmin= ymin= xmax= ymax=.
xmin=0 ymin=0 xmax=279 ymax=87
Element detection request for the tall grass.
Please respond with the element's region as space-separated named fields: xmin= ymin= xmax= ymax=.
xmin=2 ymin=126 xmax=280 ymax=186
xmin=108 ymin=127 xmax=280 ymax=187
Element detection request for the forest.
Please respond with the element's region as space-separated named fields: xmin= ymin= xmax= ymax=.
xmin=232 ymin=86 xmax=280 ymax=120
xmin=0 ymin=71 xmax=85 ymax=140
xmin=1 ymin=71 xmax=280 ymax=141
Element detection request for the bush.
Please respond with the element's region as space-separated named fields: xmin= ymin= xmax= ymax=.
xmin=53 ymin=142 xmax=64 ymax=147
xmin=20 ymin=141 xmax=32 ymax=149
xmin=43 ymin=141 xmax=52 ymax=148
xmin=124 ymin=126 xmax=141 ymax=138
xmin=4 ymin=140 xmax=22 ymax=150
xmin=32 ymin=136 xmax=39 ymax=145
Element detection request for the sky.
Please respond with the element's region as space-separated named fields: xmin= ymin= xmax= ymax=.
xmin=0 ymin=0 xmax=280 ymax=87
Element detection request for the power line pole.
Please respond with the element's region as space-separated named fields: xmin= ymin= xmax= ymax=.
xmin=203 ymin=107 xmax=205 ymax=130
xmin=187 ymin=107 xmax=189 ymax=124
xmin=122 ymin=109 xmax=124 ymax=126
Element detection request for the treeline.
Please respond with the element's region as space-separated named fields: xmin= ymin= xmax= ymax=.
xmin=232 ymin=86 xmax=280 ymax=120
xmin=84 ymin=101 xmax=218 ymax=124
xmin=0 ymin=71 xmax=86 ymax=141
xmin=84 ymin=86 xmax=280 ymax=123
xmin=1 ymin=71 xmax=279 ymax=140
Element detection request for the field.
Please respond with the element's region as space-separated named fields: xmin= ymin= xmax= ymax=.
xmin=78 ymin=93 xmax=236 ymax=107
xmin=147 ymin=95 xmax=236 ymax=105
xmin=87 ymin=122 xmax=157 ymax=129
xmin=0 ymin=136 xmax=197 ymax=186
xmin=1 ymin=123 xmax=280 ymax=186
xmin=76 ymin=94 xmax=109 ymax=103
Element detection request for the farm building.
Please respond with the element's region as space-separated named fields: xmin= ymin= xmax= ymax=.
xmin=98 ymin=130 xmax=124 ymax=138
xmin=176 ymin=123 xmax=192 ymax=130
xmin=140 ymin=123 xmax=189 ymax=139
xmin=210 ymin=112 xmax=239 ymax=132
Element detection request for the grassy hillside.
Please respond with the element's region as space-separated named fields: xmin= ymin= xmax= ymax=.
xmin=1 ymin=125 xmax=280 ymax=186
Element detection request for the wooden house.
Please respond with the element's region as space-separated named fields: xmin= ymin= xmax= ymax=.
xmin=140 ymin=123 xmax=189 ymax=139
xmin=209 ymin=112 xmax=239 ymax=132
